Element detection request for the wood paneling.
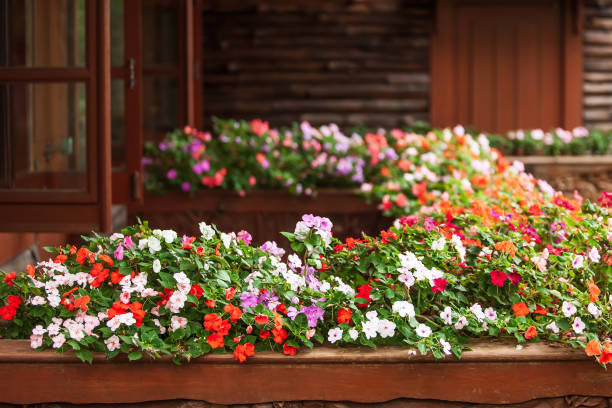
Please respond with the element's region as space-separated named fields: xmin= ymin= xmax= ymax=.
xmin=584 ymin=0 xmax=612 ymax=130
xmin=200 ymin=0 xmax=432 ymax=129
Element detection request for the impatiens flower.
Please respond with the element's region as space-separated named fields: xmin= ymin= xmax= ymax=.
xmin=484 ymin=307 xmax=497 ymax=320
xmin=3 ymin=272 xmax=16 ymax=286
xmin=494 ymin=240 xmax=517 ymax=257
xmin=585 ymin=339 xmax=602 ymax=356
xmin=588 ymin=247 xmax=600 ymax=263
xmin=348 ymin=329 xmax=359 ymax=341
xmin=207 ymin=333 xmax=225 ymax=349
xmin=508 ymin=271 xmax=522 ymax=286
xmin=512 ymin=302 xmax=530 ymax=317
xmin=328 ymin=327 xmax=343 ymax=344
xmin=431 ymin=237 xmax=446 ymax=251
xmin=572 ymin=254 xmax=584 ymax=269
xmin=546 ymin=321 xmax=559 ymax=334
xmin=588 ymin=280 xmax=601 ymax=303
xmin=355 ymin=284 xmax=373 ymax=307
xmin=283 ymin=343 xmax=298 ymax=356
xmin=362 ymin=320 xmax=378 ymax=339
xmin=199 ymin=222 xmax=215 ymax=240
xmin=470 ymin=303 xmax=485 ymax=321
xmin=233 ymin=343 xmax=255 ymax=363
xmin=271 ymin=327 xmax=288 ymax=344
xmin=490 ymin=270 xmax=507 ymax=287
xmin=104 ymin=335 xmax=121 ymax=352
xmin=599 ymin=342 xmax=612 ymax=364
xmin=254 ymin=314 xmax=269 ymax=325
xmin=572 ymin=317 xmax=585 ymax=334
xmin=237 ymin=230 xmax=252 ymax=245
xmin=431 ymin=278 xmax=448 ymax=293
xmin=588 ymin=303 xmax=601 ymax=319
xmin=561 ymin=301 xmax=577 ymax=318
xmin=440 ymin=306 xmax=453 ymax=325
xmin=454 ymin=316 xmax=468 ymax=330
xmin=152 ymin=259 xmax=161 ymax=273
xmin=440 ymin=338 xmax=452 ymax=355
xmin=392 ymin=301 xmax=415 ymax=318
xmin=337 ymin=308 xmax=353 ymax=324
xmin=524 ymin=326 xmax=537 ymax=339
xmin=416 ymin=323 xmax=432 ymax=338
xmin=377 ymin=319 xmax=396 ymax=338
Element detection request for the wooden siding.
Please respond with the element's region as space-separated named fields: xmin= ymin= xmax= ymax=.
xmin=584 ymin=0 xmax=612 ymax=130
xmin=200 ymin=0 xmax=432 ymax=129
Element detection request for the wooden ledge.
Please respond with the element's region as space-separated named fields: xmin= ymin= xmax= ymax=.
xmin=1 ymin=339 xmax=610 ymax=405
xmin=0 ymin=338 xmax=590 ymax=364
xmin=507 ymin=155 xmax=612 ymax=165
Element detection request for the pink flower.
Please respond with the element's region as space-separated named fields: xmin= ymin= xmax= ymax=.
xmin=114 ymin=244 xmax=124 ymax=261
xmin=123 ymin=236 xmax=134 ymax=249
xmin=431 ymin=278 xmax=448 ymax=293
xmin=237 ymin=230 xmax=252 ymax=246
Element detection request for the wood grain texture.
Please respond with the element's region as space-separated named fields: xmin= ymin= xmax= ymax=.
xmin=0 ymin=339 xmax=610 ymax=405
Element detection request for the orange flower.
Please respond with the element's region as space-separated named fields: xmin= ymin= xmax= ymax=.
xmin=204 ymin=299 xmax=216 ymax=308
xmin=207 ymin=333 xmax=225 ymax=349
xmin=233 ymin=343 xmax=255 ymax=363
xmin=273 ymin=311 xmax=283 ymax=329
xmin=533 ymin=305 xmax=548 ymax=315
xmin=587 ymin=280 xmax=601 ymax=303
xmin=380 ymin=167 xmax=390 ymax=177
xmin=54 ymin=254 xmax=68 ymax=264
xmin=204 ymin=313 xmax=221 ymax=331
xmin=225 ymin=287 xmax=236 ymax=300
xmin=97 ymin=254 xmax=114 ymax=266
xmin=512 ymin=302 xmax=530 ymax=317
xmin=271 ymin=327 xmax=288 ymax=344
xmin=76 ymin=248 xmax=94 ymax=264
xmin=495 ymin=241 xmax=516 ymax=257
xmin=524 ymin=326 xmax=537 ymax=339
xmin=224 ymin=303 xmax=243 ymax=322
xmin=283 ymin=343 xmax=298 ymax=356
xmin=585 ymin=339 xmax=602 ymax=356
xmin=412 ymin=182 xmax=427 ymax=198
xmin=26 ymin=264 xmax=36 ymax=277
xmin=73 ymin=296 xmax=90 ymax=312
xmin=254 ymin=314 xmax=269 ymax=325
xmin=196 ymin=246 xmax=205 ymax=256
xmin=337 ymin=308 xmax=353 ymax=325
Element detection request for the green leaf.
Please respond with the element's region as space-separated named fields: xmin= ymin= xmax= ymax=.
xmin=76 ymin=349 xmax=93 ymax=364
xmin=128 ymin=351 xmax=143 ymax=361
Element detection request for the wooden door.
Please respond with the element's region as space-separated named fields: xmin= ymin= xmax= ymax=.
xmin=431 ymin=0 xmax=583 ymax=133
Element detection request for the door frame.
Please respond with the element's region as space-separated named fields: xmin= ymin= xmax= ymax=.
xmin=430 ymin=0 xmax=583 ymax=130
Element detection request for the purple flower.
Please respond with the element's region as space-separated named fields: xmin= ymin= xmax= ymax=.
xmin=114 ymin=244 xmax=124 ymax=261
xmin=287 ymin=306 xmax=300 ymax=320
xmin=259 ymin=241 xmax=285 ymax=258
xmin=141 ymin=157 xmax=153 ymax=167
xmin=123 ymin=236 xmax=134 ymax=249
xmin=291 ymin=296 xmax=299 ymax=304
xmin=301 ymin=304 xmax=324 ymax=328
xmin=181 ymin=182 xmax=191 ymax=192
xmin=159 ymin=142 xmax=167 ymax=151
xmin=423 ymin=217 xmax=436 ymax=232
xmin=240 ymin=291 xmax=258 ymax=309
xmin=237 ymin=230 xmax=252 ymax=246
xmin=167 ymin=169 xmax=177 ymax=180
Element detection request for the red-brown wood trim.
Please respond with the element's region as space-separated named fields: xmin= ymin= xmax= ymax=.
xmin=0 ymin=340 xmax=610 ymax=406
xmin=193 ymin=0 xmax=204 ymax=130
xmin=430 ymin=0 xmax=454 ymax=128
xmin=185 ymin=0 xmax=195 ymax=126
xmin=97 ymin=0 xmax=112 ymax=232
xmin=0 ymin=68 xmax=90 ymax=81
xmin=562 ymin=0 xmax=584 ymax=128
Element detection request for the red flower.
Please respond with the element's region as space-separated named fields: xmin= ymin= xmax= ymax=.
xmin=76 ymin=248 xmax=94 ymax=264
xmin=196 ymin=246 xmax=205 ymax=256
xmin=271 ymin=327 xmax=288 ymax=344
xmin=97 ymin=254 xmax=114 ymax=266
xmin=204 ymin=313 xmax=221 ymax=331
xmin=533 ymin=305 xmax=548 ymax=315
xmin=110 ymin=270 xmax=126 ymax=284
xmin=380 ymin=230 xmax=398 ymax=244
xmin=597 ymin=191 xmax=612 ymax=208
xmin=490 ymin=270 xmax=508 ymax=287
xmin=275 ymin=303 xmax=287 ymax=315
xmin=512 ymin=302 xmax=530 ymax=317
xmin=54 ymin=254 xmax=68 ymax=264
xmin=225 ymin=287 xmax=236 ymax=300
xmin=283 ymin=343 xmax=298 ymax=356
xmin=599 ymin=342 xmax=612 ymax=364
xmin=432 ymin=278 xmax=448 ymax=293
xmin=259 ymin=330 xmax=270 ymax=340
xmin=355 ymin=284 xmax=372 ymax=308
xmin=337 ymin=308 xmax=353 ymax=325
xmin=0 ymin=305 xmax=17 ymax=320
xmin=508 ymin=271 xmax=522 ymax=286
xmin=69 ymin=245 xmax=77 ymax=256
xmin=3 ymin=272 xmax=16 ymax=286
xmin=205 ymin=299 xmax=216 ymax=308
xmin=250 ymin=119 xmax=269 ymax=136
xmin=207 ymin=333 xmax=225 ymax=349
xmin=7 ymin=296 xmax=21 ymax=307
xmin=233 ymin=343 xmax=255 ymax=363
xmin=524 ymin=326 xmax=537 ymax=339
xmin=254 ymin=314 xmax=269 ymax=325
xmin=189 ymin=284 xmax=204 ymax=299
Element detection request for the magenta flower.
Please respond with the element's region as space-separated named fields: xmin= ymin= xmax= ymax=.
xmin=123 ymin=236 xmax=134 ymax=249
xmin=114 ymin=244 xmax=124 ymax=261
xmin=167 ymin=169 xmax=177 ymax=180
xmin=237 ymin=230 xmax=252 ymax=246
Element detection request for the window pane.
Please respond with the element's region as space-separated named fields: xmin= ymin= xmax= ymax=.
xmin=0 ymin=82 xmax=87 ymax=191
xmin=143 ymin=75 xmax=178 ymax=136
xmin=142 ymin=0 xmax=178 ymax=67
xmin=111 ymin=79 xmax=126 ymax=170
xmin=0 ymin=0 xmax=86 ymax=67
xmin=110 ymin=0 xmax=124 ymax=68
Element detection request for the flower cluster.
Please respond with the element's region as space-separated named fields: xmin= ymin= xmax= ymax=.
xmin=1 ymin=126 xmax=611 ymax=367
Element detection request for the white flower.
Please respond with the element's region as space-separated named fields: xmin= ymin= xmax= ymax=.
xmin=199 ymin=222 xmax=215 ymax=240
xmin=398 ymin=271 xmax=415 ymax=288
xmin=220 ymin=232 xmax=232 ymax=249
xmin=152 ymin=259 xmax=161 ymax=273
xmin=561 ymin=301 xmax=577 ymax=318
xmin=170 ymin=316 xmax=188 ymax=332
xmin=138 ymin=239 xmax=148 ymax=250
xmin=120 ymin=292 xmax=131 ymax=304
xmin=328 ymin=327 xmax=343 ymax=344
xmin=288 ymin=254 xmax=302 ymax=269
xmin=454 ymin=316 xmax=468 ymax=330
xmin=470 ymin=303 xmax=485 ymax=321
xmin=377 ymin=319 xmax=396 ymax=338
xmin=484 ymin=307 xmax=497 ymax=321
xmin=572 ymin=317 xmax=585 ymax=334
xmin=110 ymin=233 xmax=124 ymax=241
xmin=166 ymin=290 xmax=187 ymax=313
xmin=431 ymin=237 xmax=446 ymax=251
xmin=415 ymin=323 xmax=432 ymax=338
xmin=31 ymin=296 xmax=46 ymax=306
xmin=104 ymin=335 xmax=121 ymax=351
xmin=147 ymin=236 xmax=162 ymax=254
xmin=32 ymin=325 xmax=46 ymax=336
xmin=572 ymin=254 xmax=584 ymax=269
xmin=52 ymin=334 xmax=66 ymax=349
xmin=348 ymin=329 xmax=359 ymax=341
xmin=161 ymin=229 xmax=177 ymax=244
xmin=47 ymin=323 xmax=61 ymax=336
xmin=588 ymin=247 xmax=600 ymax=263
xmin=588 ymin=303 xmax=601 ymax=319
xmin=546 ymin=321 xmax=559 ymax=334
xmin=362 ymin=320 xmax=378 ymax=339
xmin=440 ymin=306 xmax=453 ymax=325
xmin=365 ymin=311 xmax=379 ymax=322
xmin=440 ymin=338 xmax=452 ymax=355
xmin=30 ymin=334 xmax=43 ymax=349
xmin=392 ymin=301 xmax=415 ymax=318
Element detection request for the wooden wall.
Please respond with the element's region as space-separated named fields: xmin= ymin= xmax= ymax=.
xmin=584 ymin=0 xmax=612 ymax=130
xmin=200 ymin=0 xmax=431 ymax=129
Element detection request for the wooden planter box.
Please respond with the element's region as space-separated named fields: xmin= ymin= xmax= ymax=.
xmin=508 ymin=155 xmax=612 ymax=201
xmin=129 ymin=189 xmax=391 ymax=248
xmin=1 ymin=340 xmax=611 ymax=406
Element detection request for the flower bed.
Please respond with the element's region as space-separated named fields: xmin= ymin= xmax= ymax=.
xmin=0 ymin=339 xmax=611 ymax=405
xmin=129 ymin=189 xmax=391 ymax=249
xmin=1 ymin=127 xmax=611 ymax=383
